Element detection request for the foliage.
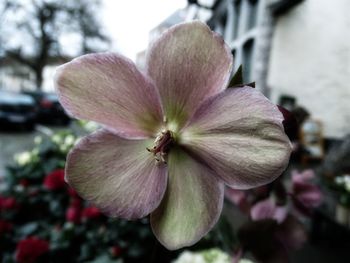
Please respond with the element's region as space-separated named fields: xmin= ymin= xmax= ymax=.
xmin=330 ymin=175 xmax=350 ymax=207
xmin=0 ymin=125 xmax=323 ymax=262
xmin=224 ymin=169 xmax=324 ymax=262
xmin=0 ymin=130 xmax=221 ymax=263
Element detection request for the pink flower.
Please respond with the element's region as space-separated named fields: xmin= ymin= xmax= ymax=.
xmin=239 ymin=214 xmax=307 ymax=262
xmin=250 ymin=198 xmax=288 ymax=224
xmin=43 ymin=169 xmax=66 ymax=190
xmin=15 ymin=237 xmax=49 ymax=263
xmin=224 ymin=187 xmax=250 ymax=213
xmin=54 ymin=21 xmax=291 ymax=249
xmin=291 ymin=169 xmax=323 ymax=215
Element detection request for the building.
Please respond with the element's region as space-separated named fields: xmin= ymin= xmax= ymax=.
xmin=136 ymin=9 xmax=188 ymax=69
xmin=204 ymin=0 xmax=350 ymax=139
xmin=268 ymin=0 xmax=350 ymax=139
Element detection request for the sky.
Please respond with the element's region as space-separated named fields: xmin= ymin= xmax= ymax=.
xmin=0 ymin=0 xmax=187 ymax=60
xmin=102 ymin=0 xmax=187 ymax=60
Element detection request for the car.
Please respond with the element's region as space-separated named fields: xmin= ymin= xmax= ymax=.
xmin=22 ymin=91 xmax=71 ymax=125
xmin=0 ymin=90 xmax=37 ymax=130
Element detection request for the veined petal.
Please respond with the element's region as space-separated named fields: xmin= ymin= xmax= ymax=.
xmin=146 ymin=21 xmax=233 ymax=128
xmin=182 ymin=87 xmax=292 ymax=189
xmin=55 ymin=53 xmax=163 ymax=138
xmin=65 ymin=129 xmax=167 ymax=220
xmin=151 ymin=148 xmax=224 ymax=250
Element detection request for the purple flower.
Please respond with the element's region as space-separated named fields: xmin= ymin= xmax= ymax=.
xmin=54 ymin=21 xmax=291 ymax=249
xmin=291 ymin=169 xmax=323 ymax=215
xmin=250 ymin=198 xmax=288 ymax=224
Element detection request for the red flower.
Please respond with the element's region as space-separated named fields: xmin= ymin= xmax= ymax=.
xmin=0 ymin=196 xmax=17 ymax=210
xmin=67 ymin=186 xmax=79 ymax=198
xmin=43 ymin=169 xmax=66 ymax=190
xmin=0 ymin=220 xmax=13 ymax=234
xmin=82 ymin=206 xmax=102 ymax=220
xmin=20 ymin=179 xmax=30 ymax=187
xmin=110 ymin=245 xmax=122 ymax=257
xmin=15 ymin=237 xmax=49 ymax=263
xmin=66 ymin=205 xmax=81 ymax=224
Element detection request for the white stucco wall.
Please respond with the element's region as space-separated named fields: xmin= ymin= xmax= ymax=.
xmin=268 ymin=0 xmax=350 ymax=138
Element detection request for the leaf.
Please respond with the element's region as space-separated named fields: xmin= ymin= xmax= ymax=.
xmin=228 ymin=65 xmax=255 ymax=89
xmin=214 ymin=215 xmax=237 ymax=253
xmin=228 ymin=65 xmax=243 ymax=88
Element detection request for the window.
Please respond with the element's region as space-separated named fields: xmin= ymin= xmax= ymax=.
xmin=247 ymin=0 xmax=259 ymax=30
xmin=233 ymin=0 xmax=241 ymax=39
xmin=242 ymin=39 xmax=254 ymax=82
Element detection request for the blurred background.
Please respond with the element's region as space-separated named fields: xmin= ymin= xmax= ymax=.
xmin=0 ymin=0 xmax=349 ymax=262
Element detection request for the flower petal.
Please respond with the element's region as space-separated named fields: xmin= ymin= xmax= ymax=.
xmin=250 ymin=199 xmax=276 ymax=221
xmin=146 ymin=21 xmax=233 ymax=128
xmin=55 ymin=53 xmax=163 ymax=138
xmin=151 ymin=148 xmax=224 ymax=250
xmin=65 ymin=129 xmax=167 ymax=220
xmin=292 ymin=169 xmax=315 ymax=183
xmin=182 ymin=87 xmax=292 ymax=189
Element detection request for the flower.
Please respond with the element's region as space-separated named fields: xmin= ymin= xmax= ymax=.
xmin=67 ymin=186 xmax=80 ymax=198
xmin=15 ymin=237 xmax=49 ymax=263
xmin=82 ymin=206 xmax=101 ymax=219
xmin=20 ymin=179 xmax=30 ymax=187
xmin=0 ymin=196 xmax=17 ymax=210
xmin=43 ymin=169 xmax=66 ymax=190
xmin=291 ymin=169 xmax=323 ymax=215
xmin=66 ymin=198 xmax=82 ymax=224
xmin=110 ymin=245 xmax=122 ymax=257
xmin=174 ymin=249 xmax=232 ymax=263
xmin=238 ymin=215 xmax=306 ymax=262
xmin=224 ymin=188 xmax=250 ymax=213
xmin=14 ymin=151 xmax=32 ymax=166
xmin=66 ymin=205 xmax=81 ymax=224
xmin=250 ymin=198 xmax=287 ymax=224
xmin=0 ymin=220 xmax=13 ymax=234
xmin=335 ymin=174 xmax=350 ymax=192
xmin=54 ymin=21 xmax=291 ymax=249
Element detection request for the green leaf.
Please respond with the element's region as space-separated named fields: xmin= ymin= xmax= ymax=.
xmin=228 ymin=65 xmax=243 ymax=88
xmin=214 ymin=215 xmax=237 ymax=253
xmin=228 ymin=65 xmax=256 ymax=89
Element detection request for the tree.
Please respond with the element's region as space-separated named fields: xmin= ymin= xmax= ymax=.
xmin=67 ymin=0 xmax=109 ymax=54
xmin=1 ymin=0 xmax=109 ymax=90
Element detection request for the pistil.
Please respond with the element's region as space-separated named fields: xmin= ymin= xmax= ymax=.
xmin=147 ymin=130 xmax=174 ymax=164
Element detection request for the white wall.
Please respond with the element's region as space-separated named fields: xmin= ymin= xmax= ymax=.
xmin=268 ymin=0 xmax=350 ymax=138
